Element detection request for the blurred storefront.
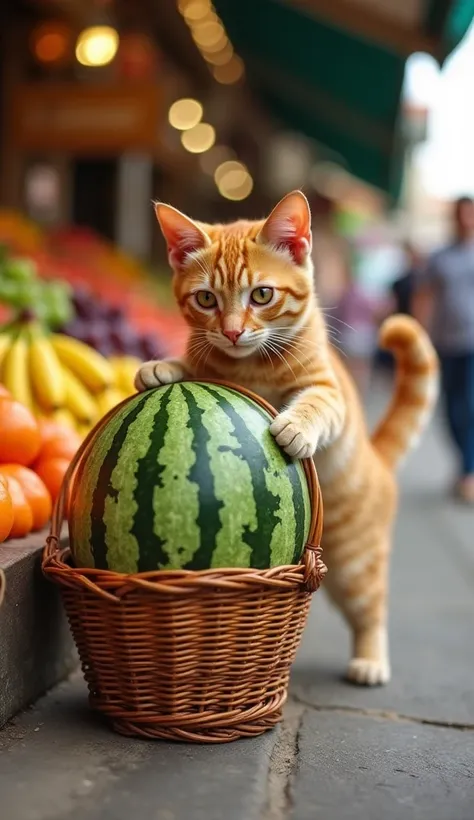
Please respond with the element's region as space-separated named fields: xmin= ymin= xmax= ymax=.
xmin=0 ymin=0 xmax=473 ymax=269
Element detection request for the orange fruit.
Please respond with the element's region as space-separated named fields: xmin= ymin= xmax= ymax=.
xmin=0 ymin=465 xmax=52 ymax=531
xmin=34 ymin=457 xmax=70 ymax=506
xmin=0 ymin=398 xmax=41 ymax=465
xmin=37 ymin=419 xmax=81 ymax=461
xmin=0 ymin=474 xmax=14 ymax=542
xmin=0 ymin=473 xmax=33 ymax=539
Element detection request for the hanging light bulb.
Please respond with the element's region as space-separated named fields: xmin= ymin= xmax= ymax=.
xmin=76 ymin=25 xmax=119 ymax=67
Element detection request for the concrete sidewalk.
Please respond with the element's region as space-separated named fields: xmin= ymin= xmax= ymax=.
xmin=1 ymin=390 xmax=473 ymax=820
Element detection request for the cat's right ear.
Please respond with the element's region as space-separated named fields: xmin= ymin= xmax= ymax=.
xmin=256 ymin=190 xmax=312 ymax=265
xmin=154 ymin=203 xmax=211 ymax=270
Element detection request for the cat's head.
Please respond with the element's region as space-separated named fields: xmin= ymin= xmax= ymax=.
xmin=155 ymin=191 xmax=314 ymax=359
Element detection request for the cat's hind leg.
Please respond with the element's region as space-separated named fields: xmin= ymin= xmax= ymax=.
xmin=323 ymin=534 xmax=391 ymax=686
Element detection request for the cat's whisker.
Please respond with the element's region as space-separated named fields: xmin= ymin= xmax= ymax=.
xmin=326 ymin=327 xmax=343 ymax=340
xmin=271 ymin=339 xmax=311 ymax=376
xmin=259 ymin=342 xmax=275 ymax=370
xmin=321 ymin=312 xmax=356 ymax=332
xmin=188 ymin=338 xmax=212 ymax=368
xmin=265 ymin=340 xmax=298 ymax=380
xmin=269 ymin=334 xmax=320 ymax=354
xmin=192 ymin=345 xmax=213 ymax=373
xmin=328 ymin=339 xmax=348 ymax=359
xmin=202 ymin=342 xmax=214 ymax=370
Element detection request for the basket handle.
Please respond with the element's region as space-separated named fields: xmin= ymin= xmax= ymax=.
xmin=44 ymin=380 xmax=325 ymax=593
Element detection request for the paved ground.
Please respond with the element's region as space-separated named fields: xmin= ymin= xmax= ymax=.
xmin=1 ymin=384 xmax=474 ymax=820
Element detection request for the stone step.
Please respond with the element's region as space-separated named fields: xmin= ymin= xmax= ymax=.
xmin=0 ymin=531 xmax=77 ymax=728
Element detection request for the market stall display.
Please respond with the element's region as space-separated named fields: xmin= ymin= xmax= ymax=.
xmin=0 ymin=389 xmax=81 ymax=542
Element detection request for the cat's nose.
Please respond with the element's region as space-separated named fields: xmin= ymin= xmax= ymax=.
xmin=222 ymin=329 xmax=243 ymax=345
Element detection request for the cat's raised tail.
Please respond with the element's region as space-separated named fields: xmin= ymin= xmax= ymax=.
xmin=371 ymin=315 xmax=439 ymax=469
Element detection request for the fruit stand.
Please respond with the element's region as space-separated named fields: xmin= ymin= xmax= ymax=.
xmin=0 ymin=210 xmax=189 ymax=727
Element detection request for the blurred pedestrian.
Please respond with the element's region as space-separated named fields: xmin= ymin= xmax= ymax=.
xmin=391 ymin=242 xmax=423 ymax=316
xmin=333 ymin=271 xmax=382 ymax=396
xmin=414 ymin=196 xmax=474 ymax=503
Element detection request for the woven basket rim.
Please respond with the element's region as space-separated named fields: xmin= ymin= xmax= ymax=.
xmin=42 ymin=379 xmax=325 ymax=599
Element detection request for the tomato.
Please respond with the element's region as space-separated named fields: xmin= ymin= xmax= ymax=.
xmin=0 ymin=465 xmax=52 ymax=530
xmin=0 ymin=398 xmax=41 ymax=465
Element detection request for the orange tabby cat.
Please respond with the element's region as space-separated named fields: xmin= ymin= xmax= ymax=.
xmin=136 ymin=191 xmax=439 ymax=686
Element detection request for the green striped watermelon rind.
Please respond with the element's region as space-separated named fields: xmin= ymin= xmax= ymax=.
xmin=69 ymin=381 xmax=313 ymax=574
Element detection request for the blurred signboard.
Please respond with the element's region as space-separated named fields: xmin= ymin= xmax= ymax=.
xmin=11 ymin=84 xmax=160 ymax=154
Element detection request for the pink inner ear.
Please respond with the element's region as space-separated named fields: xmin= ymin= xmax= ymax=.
xmin=266 ymin=223 xmax=311 ymax=265
xmin=286 ymin=236 xmax=310 ymax=266
xmin=167 ymin=228 xmax=206 ymax=268
xmin=261 ymin=193 xmax=311 ymax=264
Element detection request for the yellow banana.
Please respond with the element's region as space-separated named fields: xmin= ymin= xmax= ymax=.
xmin=109 ymin=355 xmax=141 ymax=395
xmin=96 ymin=386 xmax=126 ymax=417
xmin=76 ymin=422 xmax=94 ymax=440
xmin=41 ymin=408 xmax=77 ymax=431
xmin=29 ymin=333 xmax=65 ymax=411
xmin=0 ymin=333 xmax=12 ymax=371
xmin=62 ymin=365 xmax=98 ymax=424
xmin=1 ymin=331 xmax=34 ymax=409
xmin=51 ymin=334 xmax=114 ymax=393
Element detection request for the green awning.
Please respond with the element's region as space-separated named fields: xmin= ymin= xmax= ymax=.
xmin=214 ymin=0 xmax=474 ymax=199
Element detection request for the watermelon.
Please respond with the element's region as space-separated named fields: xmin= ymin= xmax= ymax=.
xmin=69 ymin=383 xmax=311 ymax=573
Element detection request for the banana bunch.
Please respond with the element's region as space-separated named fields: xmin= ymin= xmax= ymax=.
xmin=0 ymin=325 xmax=140 ymax=436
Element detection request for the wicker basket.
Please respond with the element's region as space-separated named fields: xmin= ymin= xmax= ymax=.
xmin=42 ymin=382 xmax=325 ymax=743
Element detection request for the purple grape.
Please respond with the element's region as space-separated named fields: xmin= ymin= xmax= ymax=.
xmin=105 ymin=305 xmax=126 ymax=325
xmin=72 ymin=287 xmax=105 ymax=320
xmin=94 ymin=337 xmax=114 ymax=357
xmin=62 ymin=318 xmax=90 ymax=341
xmin=140 ymin=333 xmax=165 ymax=360
xmin=110 ymin=325 xmax=139 ymax=356
xmin=82 ymin=323 xmax=112 ymax=352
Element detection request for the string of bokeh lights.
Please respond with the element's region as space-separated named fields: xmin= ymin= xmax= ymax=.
xmin=173 ymin=0 xmax=252 ymax=200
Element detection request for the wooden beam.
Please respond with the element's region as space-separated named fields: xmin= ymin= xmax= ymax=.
xmin=288 ymin=0 xmax=442 ymax=58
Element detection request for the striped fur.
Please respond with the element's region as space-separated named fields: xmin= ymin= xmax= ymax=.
xmin=136 ymin=191 xmax=439 ymax=685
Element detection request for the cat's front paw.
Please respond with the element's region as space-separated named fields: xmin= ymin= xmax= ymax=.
xmin=134 ymin=360 xmax=184 ymax=392
xmin=269 ymin=411 xmax=319 ymax=459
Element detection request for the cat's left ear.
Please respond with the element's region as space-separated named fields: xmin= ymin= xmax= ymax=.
xmin=257 ymin=190 xmax=312 ymax=265
xmin=154 ymin=202 xmax=211 ymax=271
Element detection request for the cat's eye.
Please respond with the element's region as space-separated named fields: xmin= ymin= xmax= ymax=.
xmin=251 ymin=287 xmax=274 ymax=306
xmin=196 ymin=290 xmax=217 ymax=309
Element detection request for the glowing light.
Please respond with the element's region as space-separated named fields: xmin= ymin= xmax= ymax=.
xmin=75 ymin=26 xmax=119 ymax=67
xmin=197 ymin=33 xmax=229 ymax=54
xmin=214 ymin=160 xmax=246 ymax=185
xmin=218 ymin=173 xmax=253 ymax=201
xmin=177 ymin=0 xmax=246 ymax=87
xmin=182 ymin=0 xmax=213 ymax=22
xmin=212 ymin=55 xmax=244 ymax=84
xmin=192 ymin=20 xmax=225 ymax=49
xmin=31 ymin=23 xmax=71 ymax=66
xmin=202 ymin=42 xmax=234 ymax=66
xmin=181 ymin=122 xmax=216 ymax=153
xmin=215 ymin=161 xmax=253 ymax=200
xmin=168 ymin=98 xmax=203 ymax=130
